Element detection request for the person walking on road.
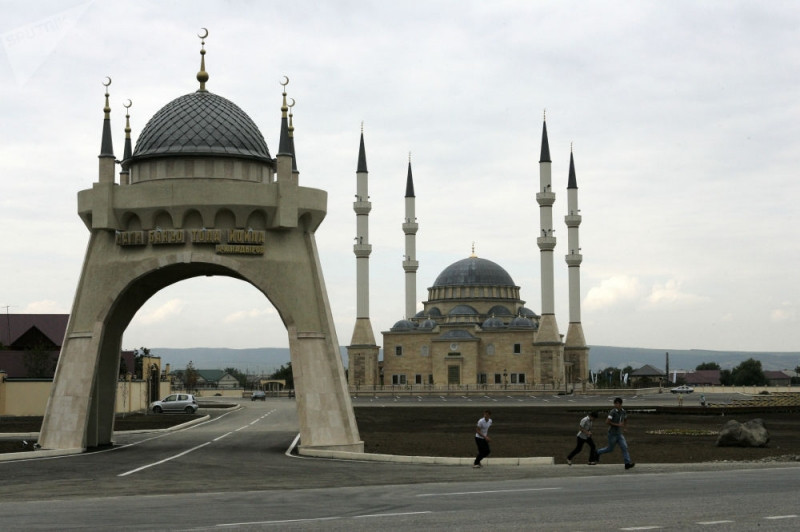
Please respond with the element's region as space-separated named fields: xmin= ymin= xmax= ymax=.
xmin=596 ymin=397 xmax=635 ymax=470
xmin=473 ymin=410 xmax=492 ymax=468
xmin=566 ymin=411 xmax=599 ymax=465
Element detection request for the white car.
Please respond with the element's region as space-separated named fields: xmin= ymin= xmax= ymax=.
xmin=670 ymin=385 xmax=694 ymax=394
xmin=150 ymin=393 xmax=198 ymax=414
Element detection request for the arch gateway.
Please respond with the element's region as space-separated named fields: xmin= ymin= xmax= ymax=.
xmin=38 ymin=38 xmax=362 ymax=453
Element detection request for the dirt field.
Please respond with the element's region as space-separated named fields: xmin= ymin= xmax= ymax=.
xmin=3 ymin=407 xmax=799 ymax=463
xmin=354 ymin=406 xmax=800 ymax=464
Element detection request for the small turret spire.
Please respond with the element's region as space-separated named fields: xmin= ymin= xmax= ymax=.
xmin=119 ymin=99 xmax=132 ymax=182
xmin=197 ymin=28 xmax=209 ymax=91
xmin=278 ymin=76 xmax=291 ymax=156
xmin=568 ymin=144 xmax=577 ymax=189
xmin=470 ymin=242 xmax=477 ymax=258
xmin=288 ymin=97 xmax=298 ymax=173
xmin=99 ymin=77 xmax=114 ymax=158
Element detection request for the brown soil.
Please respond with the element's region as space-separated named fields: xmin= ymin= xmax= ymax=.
xmin=3 ymin=407 xmax=799 ymax=464
xmin=354 ymin=406 xmax=800 ymax=464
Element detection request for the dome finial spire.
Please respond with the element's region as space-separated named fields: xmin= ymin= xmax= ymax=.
xmin=196 ymin=28 xmax=209 ymax=91
xmin=470 ymin=242 xmax=477 ymax=258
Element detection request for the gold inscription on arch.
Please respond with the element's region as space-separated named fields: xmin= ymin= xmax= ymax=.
xmin=115 ymin=231 xmax=146 ymax=246
xmin=216 ymin=244 xmax=265 ymax=255
xmin=227 ymin=229 xmax=266 ymax=244
xmin=190 ymin=229 xmax=222 ymax=243
xmin=114 ymin=227 xmax=265 ymax=255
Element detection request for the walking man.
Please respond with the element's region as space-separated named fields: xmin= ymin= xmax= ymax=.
xmin=566 ymin=411 xmax=599 ymax=465
xmin=473 ymin=409 xmax=492 ymax=468
xmin=597 ymin=397 xmax=635 ymax=470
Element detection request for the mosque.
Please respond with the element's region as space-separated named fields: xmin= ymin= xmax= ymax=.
xmin=347 ymin=122 xmax=590 ymax=391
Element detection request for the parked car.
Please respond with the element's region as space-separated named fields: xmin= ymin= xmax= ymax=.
xmin=670 ymin=385 xmax=694 ymax=394
xmin=150 ymin=393 xmax=198 ymax=414
xmin=251 ymin=390 xmax=266 ymax=401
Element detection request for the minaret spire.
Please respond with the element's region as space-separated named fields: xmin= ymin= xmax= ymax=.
xmin=347 ymin=125 xmax=379 ymax=389
xmin=565 ymin=145 xmax=589 ymax=384
xmin=403 ymin=154 xmax=419 ymax=319
xmin=98 ymin=77 xmax=115 ymax=184
xmin=288 ymin=97 xmax=298 ymax=174
xmin=534 ymin=114 xmax=565 ymax=388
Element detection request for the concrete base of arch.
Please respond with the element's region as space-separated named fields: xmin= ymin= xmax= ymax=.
xmin=38 ymin=181 xmax=363 ymax=453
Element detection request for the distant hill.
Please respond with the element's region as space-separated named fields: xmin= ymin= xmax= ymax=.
xmin=151 ymin=346 xmax=800 ymax=374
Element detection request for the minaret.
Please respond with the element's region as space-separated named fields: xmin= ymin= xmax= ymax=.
xmin=119 ymin=99 xmax=132 ymax=185
xmin=564 ymin=146 xmax=590 ymax=386
xmin=347 ymin=125 xmax=379 ymax=389
xmin=272 ymin=76 xmax=299 ymax=228
xmin=402 ymin=155 xmax=419 ymax=319
xmin=534 ymin=114 xmax=565 ymax=388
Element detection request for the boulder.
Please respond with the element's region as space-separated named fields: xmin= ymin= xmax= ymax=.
xmin=715 ymin=418 xmax=770 ymax=447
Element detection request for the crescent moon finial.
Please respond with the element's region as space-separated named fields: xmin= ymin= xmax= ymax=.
xmin=288 ymin=97 xmax=295 ymax=108
xmin=103 ymin=76 xmax=112 ymax=87
xmin=198 ymin=27 xmax=209 ymax=39
xmin=124 ymin=99 xmax=132 ymax=109
xmin=280 ymin=75 xmax=289 ymax=88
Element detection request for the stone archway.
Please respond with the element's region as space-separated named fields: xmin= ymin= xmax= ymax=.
xmin=39 ymin=77 xmax=362 ymax=452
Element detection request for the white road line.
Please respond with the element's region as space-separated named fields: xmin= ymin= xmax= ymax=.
xmin=217 ymin=516 xmax=341 ymax=527
xmin=213 ymin=432 xmax=233 ymax=442
xmin=354 ymin=511 xmax=433 ymax=519
xmin=118 ymin=442 xmax=211 ymax=477
xmin=765 ymin=515 xmax=798 ymax=520
xmin=696 ymin=520 xmax=733 ymax=525
xmin=417 ymin=487 xmax=561 ymax=497
xmin=620 ymin=527 xmax=662 ymax=531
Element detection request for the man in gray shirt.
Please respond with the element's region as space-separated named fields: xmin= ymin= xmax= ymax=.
xmin=596 ymin=397 xmax=635 ymax=470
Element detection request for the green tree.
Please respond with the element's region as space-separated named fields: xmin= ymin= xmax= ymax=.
xmin=184 ymin=360 xmax=199 ymax=391
xmin=270 ymin=362 xmax=294 ymax=389
xmin=224 ymin=367 xmax=247 ymax=388
xmin=119 ymin=356 xmax=128 ymax=377
xmin=696 ymin=361 xmax=721 ymax=370
xmin=133 ymin=347 xmax=151 ymax=379
xmin=730 ymin=358 xmax=768 ymax=386
xmin=720 ymin=369 xmax=732 ymax=386
xmin=24 ymin=341 xmax=57 ymax=378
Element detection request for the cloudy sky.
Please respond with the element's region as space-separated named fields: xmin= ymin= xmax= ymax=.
xmin=1 ymin=1 xmax=799 ymax=357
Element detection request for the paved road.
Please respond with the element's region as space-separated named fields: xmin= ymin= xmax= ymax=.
xmin=0 ymin=397 xmax=797 ymax=530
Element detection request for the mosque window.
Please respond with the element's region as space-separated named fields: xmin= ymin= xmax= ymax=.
xmin=415 ymin=374 xmax=423 ymax=385
xmin=395 ymin=345 xmax=403 ymax=356
xmin=428 ymin=374 xmax=434 ymax=385
xmin=478 ymin=373 xmax=487 ymax=384
xmin=486 ymin=344 xmax=495 ymax=356
xmin=513 ymin=343 xmax=521 ymax=354
xmin=511 ymin=373 xmax=526 ymax=384
xmin=392 ymin=374 xmax=407 ymax=385
xmin=494 ymin=373 xmax=502 ymax=384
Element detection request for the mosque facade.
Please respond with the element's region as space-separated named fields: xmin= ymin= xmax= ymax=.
xmin=348 ymin=123 xmax=590 ymax=391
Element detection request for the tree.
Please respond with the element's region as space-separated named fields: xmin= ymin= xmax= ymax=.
xmin=730 ymin=358 xmax=768 ymax=386
xmin=24 ymin=341 xmax=57 ymax=378
xmin=184 ymin=360 xmax=199 ymax=391
xmin=270 ymin=362 xmax=294 ymax=389
xmin=133 ymin=347 xmax=151 ymax=379
xmin=720 ymin=369 xmax=732 ymax=386
xmin=696 ymin=361 xmax=721 ymax=370
xmin=119 ymin=356 xmax=128 ymax=377
xmin=224 ymin=367 xmax=247 ymax=388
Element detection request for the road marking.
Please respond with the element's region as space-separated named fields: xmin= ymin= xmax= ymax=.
xmin=355 ymin=511 xmax=432 ymax=519
xmin=118 ymin=442 xmax=211 ymax=476
xmin=620 ymin=527 xmax=662 ymax=531
xmin=417 ymin=487 xmax=561 ymax=497
xmin=217 ymin=516 xmax=341 ymax=527
xmin=765 ymin=515 xmax=797 ymax=520
xmin=697 ymin=520 xmax=734 ymax=525
xmin=213 ymin=432 xmax=232 ymax=442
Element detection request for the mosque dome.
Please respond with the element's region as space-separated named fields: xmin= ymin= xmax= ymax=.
xmin=510 ymin=315 xmax=535 ymax=328
xmin=128 ymin=91 xmax=273 ymax=165
xmin=487 ymin=304 xmax=513 ymax=317
xmin=448 ymin=304 xmax=478 ymax=316
xmin=419 ymin=318 xmax=437 ymax=329
xmin=433 ymin=257 xmax=516 ymax=287
xmin=390 ymin=319 xmax=416 ymax=331
xmin=519 ymin=307 xmax=540 ymax=319
xmin=482 ymin=316 xmax=506 ymax=329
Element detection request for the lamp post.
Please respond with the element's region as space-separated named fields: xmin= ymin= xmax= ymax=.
xmin=503 ymin=368 xmax=508 ymax=390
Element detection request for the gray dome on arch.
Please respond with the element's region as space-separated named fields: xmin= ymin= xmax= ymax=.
xmin=128 ymin=91 xmax=273 ymax=164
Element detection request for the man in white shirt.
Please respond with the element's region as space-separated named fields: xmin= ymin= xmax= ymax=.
xmin=473 ymin=410 xmax=492 ymax=468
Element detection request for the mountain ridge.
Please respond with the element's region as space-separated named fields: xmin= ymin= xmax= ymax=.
xmin=149 ymin=346 xmax=800 ymax=374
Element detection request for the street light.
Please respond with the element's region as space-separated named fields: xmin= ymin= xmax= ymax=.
xmin=503 ymin=368 xmax=508 ymax=389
